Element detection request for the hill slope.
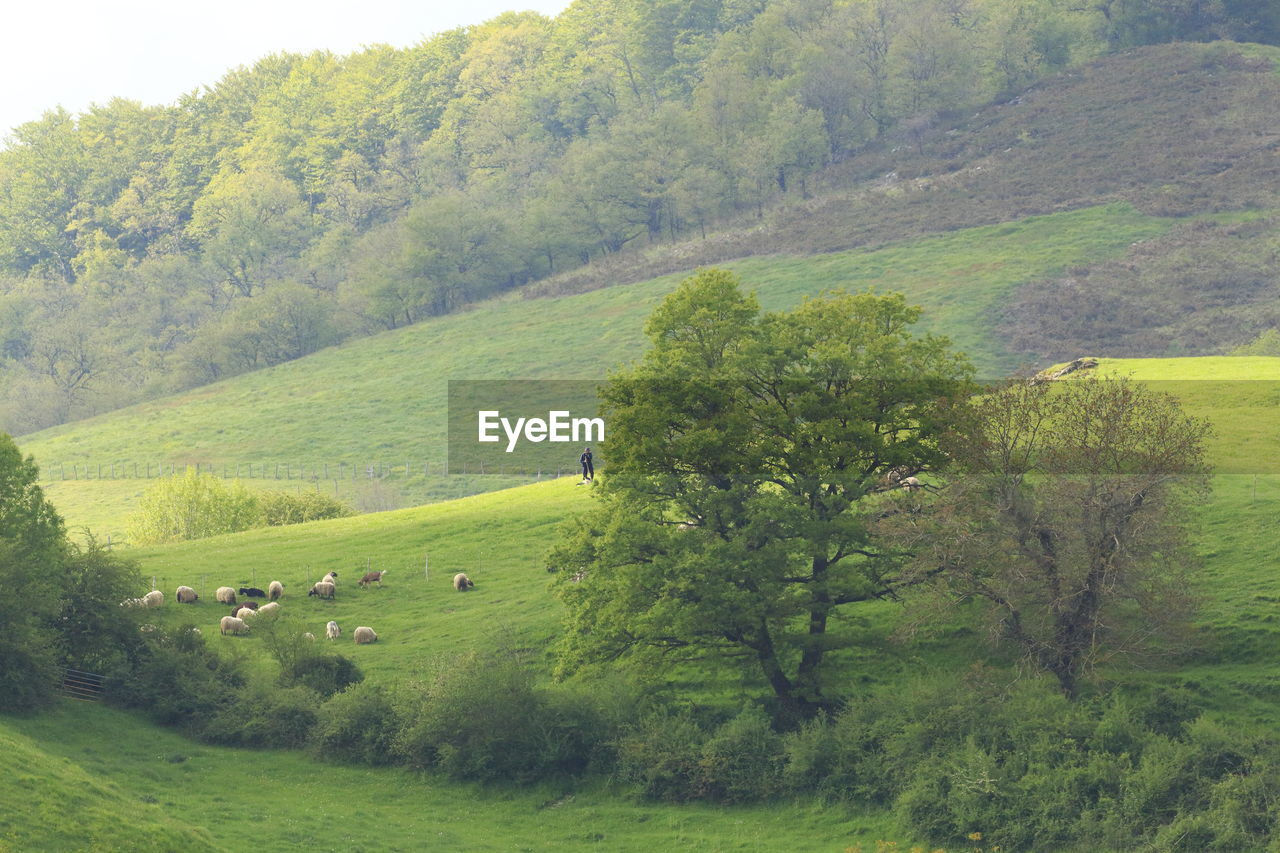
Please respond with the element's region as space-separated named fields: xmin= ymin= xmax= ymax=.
xmin=22 ymin=204 xmax=1174 ymax=536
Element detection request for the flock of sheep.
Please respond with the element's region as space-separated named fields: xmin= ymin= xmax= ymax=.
xmin=123 ymin=569 xmax=478 ymax=646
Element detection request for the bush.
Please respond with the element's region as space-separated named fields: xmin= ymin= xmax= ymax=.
xmin=258 ymin=491 xmax=354 ymax=526
xmin=104 ymin=625 xmax=243 ymax=730
xmin=394 ymin=651 xmax=608 ymax=783
xmin=126 ymin=469 xmax=261 ymax=544
xmin=311 ymin=681 xmax=403 ymax=765
xmin=202 ymin=682 xmax=320 ymax=749
xmin=255 ymin=615 xmax=363 ymax=697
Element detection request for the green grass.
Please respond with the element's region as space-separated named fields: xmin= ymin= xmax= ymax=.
xmin=1 ymin=703 xmax=904 ymax=853
xmin=22 ymin=203 xmax=1174 ymax=538
xmin=8 ymin=355 xmax=1280 ymax=850
xmin=1091 ymin=356 xmax=1280 ymax=473
xmin=126 ymin=477 xmax=587 ymax=681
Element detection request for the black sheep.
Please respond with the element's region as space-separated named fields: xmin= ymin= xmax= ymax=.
xmin=239 ymin=587 xmax=267 ymax=598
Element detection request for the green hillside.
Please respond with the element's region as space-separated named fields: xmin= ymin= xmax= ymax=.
xmin=6 ymin=356 xmax=1280 ymax=851
xmin=23 ymin=203 xmax=1174 ymax=538
xmin=0 ymin=704 xmax=894 ymax=852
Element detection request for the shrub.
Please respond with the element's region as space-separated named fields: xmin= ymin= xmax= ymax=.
xmin=202 ymin=683 xmax=320 ymax=749
xmin=311 ymin=681 xmax=403 ymax=765
xmin=394 ymin=651 xmax=608 ymax=783
xmin=258 ymin=491 xmax=354 ymax=526
xmin=696 ymin=709 xmax=785 ymax=803
xmin=615 ymin=710 xmax=707 ymax=802
xmin=104 ymin=625 xmax=243 ymax=730
xmin=126 ymin=469 xmax=260 ymax=544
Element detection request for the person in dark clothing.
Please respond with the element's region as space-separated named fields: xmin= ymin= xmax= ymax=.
xmin=580 ymin=447 xmax=594 ymax=482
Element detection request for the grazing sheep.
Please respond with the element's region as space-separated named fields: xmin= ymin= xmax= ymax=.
xmin=220 ymin=615 xmax=248 ymax=635
xmin=358 ymin=570 xmax=386 ymax=588
xmin=216 ymin=586 xmax=237 ymax=605
xmin=353 ymin=626 xmax=377 ymax=644
xmin=258 ymin=601 xmax=280 ymax=615
xmin=239 ymin=586 xmax=267 ymax=598
xmin=142 ymin=590 xmax=164 ymax=608
xmin=308 ymin=581 xmax=336 ymax=600
xmin=237 ymin=606 xmax=258 ymax=619
xmin=302 ymin=632 xmax=316 ymax=641
xmin=268 ymin=581 xmax=283 ymax=601
xmin=176 ymin=585 xmax=198 ymax=604
xmin=453 ymin=572 xmax=475 ymax=591
xmin=325 ymin=620 xmax=341 ymax=640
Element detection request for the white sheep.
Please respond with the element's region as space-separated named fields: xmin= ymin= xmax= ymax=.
xmin=353 ymin=626 xmax=377 ymax=644
xmin=176 ymin=585 xmax=198 ymax=604
xmin=308 ymin=581 xmax=336 ymax=600
xmin=453 ymin=573 xmax=475 ymax=591
xmin=325 ymin=620 xmax=341 ymax=640
xmin=220 ymin=615 xmax=248 ymax=635
xmin=236 ymin=606 xmax=258 ymax=619
xmin=302 ymin=632 xmax=316 ymax=641
xmin=216 ymin=586 xmax=237 ymax=605
xmin=258 ymin=601 xmax=280 ymax=615
xmin=142 ymin=590 xmax=164 ymax=608
xmin=900 ymin=476 xmax=923 ymax=491
xmin=319 ymin=571 xmax=338 ymax=586
xmin=268 ymin=580 xmax=283 ymax=601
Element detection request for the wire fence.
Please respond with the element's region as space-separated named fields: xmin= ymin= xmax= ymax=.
xmin=43 ymin=460 xmax=580 ymax=481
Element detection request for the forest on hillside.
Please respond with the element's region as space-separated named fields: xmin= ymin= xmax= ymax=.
xmin=1 ymin=0 xmax=1277 ymax=434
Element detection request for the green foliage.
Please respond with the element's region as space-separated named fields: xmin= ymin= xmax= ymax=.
xmin=2 ymin=3 xmax=1275 ymax=437
xmin=258 ymin=489 xmax=354 ymax=526
xmin=56 ymin=536 xmax=146 ymax=672
xmin=617 ymin=708 xmax=785 ymax=804
xmin=202 ymin=682 xmax=320 ymax=750
xmin=104 ymin=624 xmax=244 ymax=730
xmin=394 ymin=651 xmax=607 ymax=783
xmin=126 ymin=469 xmax=261 ymax=545
xmin=1232 ymin=327 xmax=1280 ymax=357
xmin=0 ymin=434 xmax=66 ymax=711
xmin=552 ymin=269 xmax=972 ymax=721
xmin=311 ymin=681 xmax=403 ymax=765
xmin=253 ymin=613 xmax=363 ymax=697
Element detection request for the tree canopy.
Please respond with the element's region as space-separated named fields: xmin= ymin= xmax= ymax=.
xmin=2 ymin=0 xmax=1270 ymax=434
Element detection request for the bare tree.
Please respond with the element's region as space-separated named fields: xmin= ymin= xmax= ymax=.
xmin=893 ymin=376 xmax=1211 ymax=697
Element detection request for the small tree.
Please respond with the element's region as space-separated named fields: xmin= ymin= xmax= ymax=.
xmin=896 ymin=376 xmax=1211 ymax=697
xmin=127 ymin=468 xmax=261 ymax=544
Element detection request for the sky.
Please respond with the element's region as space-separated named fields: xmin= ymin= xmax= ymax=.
xmin=0 ymin=0 xmax=574 ymax=139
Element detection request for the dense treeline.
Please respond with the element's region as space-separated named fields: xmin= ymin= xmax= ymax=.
xmin=2 ymin=0 xmax=1275 ymax=434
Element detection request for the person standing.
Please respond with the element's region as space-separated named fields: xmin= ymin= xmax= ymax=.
xmin=580 ymin=446 xmax=594 ymax=482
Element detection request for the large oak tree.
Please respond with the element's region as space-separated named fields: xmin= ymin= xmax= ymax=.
xmin=548 ymin=268 xmax=971 ymax=721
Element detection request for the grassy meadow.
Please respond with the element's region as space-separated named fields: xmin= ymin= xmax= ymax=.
xmin=22 ymin=203 xmax=1176 ymax=539
xmin=0 ymin=704 xmax=900 ymax=853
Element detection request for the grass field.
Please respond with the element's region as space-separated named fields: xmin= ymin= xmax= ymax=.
xmin=20 ymin=203 xmax=1175 ymax=538
xmin=6 ymin=356 xmax=1280 ymax=851
xmin=0 ymin=703 xmax=905 ymax=853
